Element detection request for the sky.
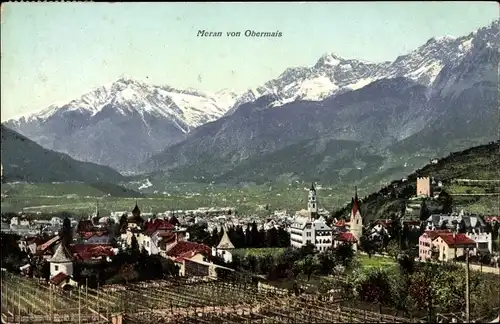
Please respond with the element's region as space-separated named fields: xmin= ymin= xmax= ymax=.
xmin=1 ymin=2 xmax=498 ymax=121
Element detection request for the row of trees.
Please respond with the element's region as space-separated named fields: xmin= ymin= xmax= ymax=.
xmin=216 ymin=243 xmax=356 ymax=282
xmin=188 ymin=222 xmax=291 ymax=249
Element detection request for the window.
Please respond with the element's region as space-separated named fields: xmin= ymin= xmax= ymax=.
xmin=312 ymin=203 xmax=316 ymax=209
xmin=54 ymin=265 xmax=59 ymax=271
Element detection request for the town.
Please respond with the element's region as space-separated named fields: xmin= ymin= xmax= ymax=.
xmin=1 ymin=175 xmax=499 ymax=323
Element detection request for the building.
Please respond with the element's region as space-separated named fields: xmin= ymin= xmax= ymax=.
xmin=80 ymin=231 xmax=112 ymax=245
xmin=418 ymin=230 xmax=449 ymax=261
xmin=289 ymin=183 xmax=333 ymax=251
xmin=432 ymin=232 xmax=476 ymax=262
xmin=137 ymin=219 xmax=176 ymax=255
xmin=349 ymin=188 xmax=363 ymax=247
xmin=416 ymin=176 xmax=432 ymax=197
xmin=212 ymin=226 xmax=235 ymax=263
xmin=48 ymin=243 xmax=75 ymax=288
xmin=127 ymin=202 xmax=145 ymax=229
xmin=418 ymin=230 xmax=476 ymax=262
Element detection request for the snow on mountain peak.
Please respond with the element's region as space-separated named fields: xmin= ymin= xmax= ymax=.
xmin=12 ymin=77 xmax=239 ymax=129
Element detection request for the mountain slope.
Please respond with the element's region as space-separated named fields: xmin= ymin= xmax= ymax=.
xmin=3 ymin=78 xmax=238 ymax=173
xmin=0 ymin=125 xmax=124 ymax=183
xmin=331 ymin=141 xmax=500 ymax=222
xmin=144 ymin=20 xmax=499 ymax=185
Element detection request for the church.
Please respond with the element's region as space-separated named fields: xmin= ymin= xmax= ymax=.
xmin=332 ymin=187 xmax=364 ymax=251
xmin=289 ymin=183 xmax=333 ymax=251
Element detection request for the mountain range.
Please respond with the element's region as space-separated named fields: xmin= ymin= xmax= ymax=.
xmin=3 ymin=19 xmax=499 ymax=188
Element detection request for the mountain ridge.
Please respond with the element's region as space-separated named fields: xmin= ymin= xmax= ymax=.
xmin=0 ymin=125 xmax=125 ymax=183
xmin=3 ymin=19 xmax=499 ymax=177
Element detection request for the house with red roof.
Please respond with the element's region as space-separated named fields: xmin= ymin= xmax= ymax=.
xmin=30 ymin=235 xmax=61 ymax=260
xmin=165 ymin=240 xmax=232 ymax=278
xmin=71 ymin=244 xmax=115 ymax=262
xmin=79 ymin=230 xmax=112 ymax=245
xmin=418 ymin=230 xmax=451 ymax=261
xmin=424 ymin=232 xmax=476 ymax=262
xmin=333 ymin=232 xmax=358 ymax=250
xmin=121 ymin=218 xmax=185 ymax=255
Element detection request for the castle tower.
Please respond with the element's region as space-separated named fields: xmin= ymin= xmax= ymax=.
xmin=49 ymin=243 xmax=74 ymax=279
xmin=416 ymin=176 xmax=432 ymax=197
xmin=307 ymin=182 xmax=318 ymax=218
xmin=349 ymin=187 xmax=363 ymax=247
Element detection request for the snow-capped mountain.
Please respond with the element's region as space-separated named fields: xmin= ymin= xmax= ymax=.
xmin=228 ymin=19 xmax=499 ymax=112
xmin=3 ymin=19 xmax=498 ymax=178
xmin=4 ymin=78 xmax=238 ymax=173
xmin=144 ymin=19 xmax=499 ymax=185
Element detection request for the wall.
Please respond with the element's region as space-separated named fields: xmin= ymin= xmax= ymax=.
xmin=419 ymin=234 xmax=434 ymax=260
xmin=50 ymin=262 xmax=73 ymax=277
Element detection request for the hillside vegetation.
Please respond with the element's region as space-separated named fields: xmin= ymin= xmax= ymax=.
xmin=332 ymin=141 xmax=500 ymax=221
xmin=1 ymin=125 xmax=124 ymax=183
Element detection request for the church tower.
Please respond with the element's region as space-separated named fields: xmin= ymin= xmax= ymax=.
xmin=349 ymin=186 xmax=363 ymax=245
xmin=307 ymin=182 xmax=318 ymax=218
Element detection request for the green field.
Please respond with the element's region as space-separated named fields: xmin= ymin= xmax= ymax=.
xmin=357 ymin=254 xmax=397 ymax=270
xmin=232 ymin=248 xmax=286 ymax=258
xmin=1 ymin=182 xmax=352 ymax=216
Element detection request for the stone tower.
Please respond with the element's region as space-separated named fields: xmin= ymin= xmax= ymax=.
xmin=349 ymin=187 xmax=363 ymax=245
xmin=307 ymin=182 xmax=318 ymax=218
xmin=213 ymin=225 xmax=235 ymax=263
xmin=49 ymin=243 xmax=74 ymax=279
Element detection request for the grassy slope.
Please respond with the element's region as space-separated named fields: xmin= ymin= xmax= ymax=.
xmin=332 ymin=141 xmax=500 ymax=221
xmin=1 ymin=125 xmax=124 ymax=183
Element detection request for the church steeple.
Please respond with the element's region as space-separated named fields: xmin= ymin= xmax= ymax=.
xmin=307 ymin=182 xmax=318 ymax=218
xmin=132 ymin=200 xmax=141 ymax=217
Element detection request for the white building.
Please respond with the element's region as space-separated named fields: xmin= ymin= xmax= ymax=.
xmin=289 ymin=183 xmax=332 ymax=251
xmin=212 ymin=226 xmax=235 ymax=263
xmin=466 ymin=230 xmax=493 ymax=254
xmin=49 ymin=243 xmax=74 ymax=279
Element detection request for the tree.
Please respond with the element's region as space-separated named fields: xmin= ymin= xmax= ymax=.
xmin=386 ymin=240 xmax=400 ymax=260
xmin=266 ymin=227 xmax=278 ymax=247
xmin=458 ymin=219 xmax=467 ymax=234
xmin=61 ymin=217 xmax=73 ymax=247
xmin=357 ymin=268 xmax=393 ymax=309
xmin=130 ymin=235 xmax=140 ymax=252
xmin=334 ymin=243 xmax=355 ymax=268
xmin=250 ymin=222 xmax=259 ymax=248
xmin=258 ymin=254 xmax=275 ymax=275
xmin=316 ymin=250 xmax=337 ymax=276
xmin=439 ymin=191 xmax=453 ymax=214
xmin=119 ymin=264 xmax=138 ymax=285
xmin=119 ymin=214 xmax=128 ymax=232
xmin=296 ymin=255 xmax=320 ymax=281
xmin=419 ymin=199 xmax=430 ymax=221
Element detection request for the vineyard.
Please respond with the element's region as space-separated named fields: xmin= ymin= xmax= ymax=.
xmin=1 ymin=272 xmax=421 ymax=323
